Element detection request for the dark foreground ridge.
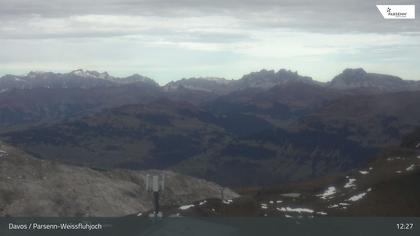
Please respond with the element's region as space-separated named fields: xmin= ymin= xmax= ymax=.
xmin=0 ymin=142 xmax=238 ymax=217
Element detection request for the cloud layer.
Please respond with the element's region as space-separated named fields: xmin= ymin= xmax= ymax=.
xmin=0 ymin=0 xmax=419 ymax=83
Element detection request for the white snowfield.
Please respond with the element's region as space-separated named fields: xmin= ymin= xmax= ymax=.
xmin=359 ymin=170 xmax=369 ymax=175
xmin=317 ymin=186 xmax=336 ymax=199
xmin=277 ymin=207 xmax=314 ymax=214
xmin=179 ymin=204 xmax=195 ymax=210
xmin=261 ymin=204 xmax=268 ymax=209
xmin=316 ymin=212 xmax=328 ymax=215
xmin=344 ymin=178 xmax=356 ymax=188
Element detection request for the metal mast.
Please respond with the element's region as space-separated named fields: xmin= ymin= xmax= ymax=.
xmin=145 ymin=174 xmax=165 ymax=218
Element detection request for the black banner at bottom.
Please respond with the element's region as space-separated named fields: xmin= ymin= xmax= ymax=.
xmin=0 ymin=217 xmax=418 ymax=236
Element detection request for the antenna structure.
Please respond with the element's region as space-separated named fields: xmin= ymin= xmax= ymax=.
xmin=145 ymin=174 xmax=165 ymax=218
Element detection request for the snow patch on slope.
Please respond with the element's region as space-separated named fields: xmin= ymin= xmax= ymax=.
xmin=359 ymin=170 xmax=369 ymax=175
xmin=344 ymin=178 xmax=356 ymax=188
xmin=179 ymin=204 xmax=195 ymax=210
xmin=348 ymin=193 xmax=366 ymax=202
xmin=277 ymin=207 xmax=314 ymax=214
xmin=406 ymin=164 xmax=415 ymax=172
xmin=317 ymin=186 xmax=336 ymax=199
xmin=198 ymin=200 xmax=207 ymax=206
xmin=347 ymin=188 xmax=371 ymax=202
xmin=223 ymin=199 xmax=233 ymax=205
xmin=0 ymin=150 xmax=7 ymax=157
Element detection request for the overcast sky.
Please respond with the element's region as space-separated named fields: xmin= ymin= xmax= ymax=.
xmin=0 ymin=0 xmax=419 ymax=84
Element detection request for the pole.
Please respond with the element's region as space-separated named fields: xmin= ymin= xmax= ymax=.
xmin=153 ymin=191 xmax=160 ymax=216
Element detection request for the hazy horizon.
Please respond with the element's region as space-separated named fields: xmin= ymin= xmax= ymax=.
xmin=1 ymin=0 xmax=419 ymax=84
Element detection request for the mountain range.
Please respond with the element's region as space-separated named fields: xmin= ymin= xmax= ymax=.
xmin=1 ymin=68 xmax=419 ymax=131
xmin=3 ymin=68 xmax=419 ymax=94
xmin=0 ymin=67 xmax=419 ymax=217
xmin=1 ymin=68 xmax=419 ymax=187
xmin=0 ymin=69 xmax=158 ymax=92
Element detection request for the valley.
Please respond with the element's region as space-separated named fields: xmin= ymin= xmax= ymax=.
xmin=1 ymin=68 xmax=419 ymax=216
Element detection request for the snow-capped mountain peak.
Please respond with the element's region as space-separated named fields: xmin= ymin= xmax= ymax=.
xmin=27 ymin=71 xmax=50 ymax=78
xmin=70 ymin=69 xmax=111 ymax=79
xmin=163 ymin=77 xmax=233 ymax=94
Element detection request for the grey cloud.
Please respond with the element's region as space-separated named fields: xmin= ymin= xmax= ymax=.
xmin=0 ymin=20 xmax=253 ymax=44
xmin=0 ymin=0 xmax=418 ymax=35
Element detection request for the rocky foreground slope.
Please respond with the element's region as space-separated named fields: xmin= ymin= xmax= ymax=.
xmin=0 ymin=142 xmax=238 ymax=217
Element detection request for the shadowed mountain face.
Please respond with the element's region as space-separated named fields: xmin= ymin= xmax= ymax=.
xmin=204 ymin=81 xmax=345 ymax=129
xmin=0 ymin=85 xmax=161 ymax=131
xmin=2 ymin=98 xmax=376 ymax=187
xmin=0 ymin=70 xmax=162 ymax=130
xmin=296 ymin=91 xmax=420 ymax=147
xmin=1 ymin=68 xmax=419 ymax=188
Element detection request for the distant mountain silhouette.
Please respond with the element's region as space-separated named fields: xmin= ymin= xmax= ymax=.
xmin=328 ymin=68 xmax=420 ymax=91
